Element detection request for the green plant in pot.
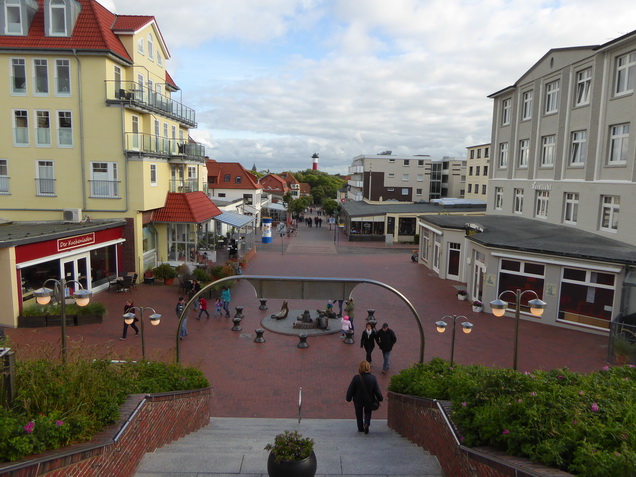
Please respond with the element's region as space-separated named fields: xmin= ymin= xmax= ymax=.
xmin=264 ymin=430 xmax=316 ymax=477
xmin=153 ymin=263 xmax=177 ymax=285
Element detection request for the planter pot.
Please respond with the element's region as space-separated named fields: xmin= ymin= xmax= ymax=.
xmin=75 ymin=314 xmax=104 ymax=326
xmin=163 ymin=277 xmax=175 ymax=286
xmin=18 ymin=315 xmax=47 ymax=328
xmin=46 ymin=315 xmax=75 ymax=327
xmin=457 ymin=294 xmax=467 ymax=301
xmin=267 ymin=451 xmax=317 ymax=477
xmin=472 ymin=305 xmax=483 ymax=313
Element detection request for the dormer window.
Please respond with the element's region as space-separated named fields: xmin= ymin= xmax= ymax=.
xmin=50 ymin=0 xmax=66 ymax=35
xmin=224 ymin=174 xmax=231 ymax=182
xmin=43 ymin=0 xmax=80 ymax=37
xmin=235 ymin=176 xmax=242 ymax=184
xmin=4 ymin=0 xmax=23 ymax=35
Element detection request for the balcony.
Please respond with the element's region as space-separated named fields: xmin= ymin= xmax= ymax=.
xmin=105 ymin=81 xmax=197 ymax=128
xmin=0 ymin=176 xmax=9 ymax=194
xmin=348 ymin=180 xmax=363 ymax=188
xmin=124 ymin=133 xmax=205 ymax=163
xmin=89 ymin=180 xmax=120 ymax=198
xmin=349 ymin=165 xmax=364 ymax=174
xmin=168 ymin=180 xmax=208 ymax=194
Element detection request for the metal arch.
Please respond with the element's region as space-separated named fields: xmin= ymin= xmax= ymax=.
xmin=176 ymin=275 xmax=425 ymax=363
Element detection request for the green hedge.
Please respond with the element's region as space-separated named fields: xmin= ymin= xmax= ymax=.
xmin=389 ymin=358 xmax=636 ymax=476
xmin=1 ymin=359 xmax=209 ymax=462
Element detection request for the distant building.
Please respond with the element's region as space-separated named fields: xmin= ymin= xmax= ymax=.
xmin=464 ymin=144 xmax=490 ymax=201
xmin=258 ymin=173 xmax=290 ymax=201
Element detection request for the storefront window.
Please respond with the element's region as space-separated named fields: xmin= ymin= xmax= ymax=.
xmin=559 ymin=268 xmax=614 ymax=329
xmin=497 ymin=259 xmax=545 ymax=313
xmin=90 ymin=245 xmax=117 ymax=287
xmin=168 ymin=223 xmax=198 ymax=262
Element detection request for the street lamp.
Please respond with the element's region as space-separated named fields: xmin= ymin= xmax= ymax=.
xmin=490 ymin=289 xmax=547 ymax=371
xmin=435 ymin=315 xmax=473 ymax=367
xmin=123 ymin=307 xmax=161 ymax=360
xmin=34 ymin=278 xmax=92 ymax=364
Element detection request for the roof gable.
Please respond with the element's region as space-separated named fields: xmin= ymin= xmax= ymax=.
xmin=152 ymin=192 xmax=221 ymax=223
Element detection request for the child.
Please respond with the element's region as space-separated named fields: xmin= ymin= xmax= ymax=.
xmin=341 ymin=315 xmax=352 ymax=338
xmin=214 ymin=298 xmax=223 ymax=317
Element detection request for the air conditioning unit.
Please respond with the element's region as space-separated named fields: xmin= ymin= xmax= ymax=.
xmin=63 ymin=208 xmax=82 ymax=223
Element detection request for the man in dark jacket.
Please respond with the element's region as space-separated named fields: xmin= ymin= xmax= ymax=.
xmin=346 ymin=360 xmax=383 ymax=434
xmin=376 ymin=322 xmax=397 ymax=374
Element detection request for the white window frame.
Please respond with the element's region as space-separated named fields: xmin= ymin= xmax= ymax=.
xmin=600 ymin=195 xmax=620 ymax=232
xmin=147 ymin=34 xmax=154 ymax=61
xmin=615 ymin=51 xmax=636 ymax=96
xmin=401 ymin=188 xmax=409 ymax=196
xmin=33 ymin=58 xmax=49 ymax=95
xmin=55 ymin=59 xmax=71 ymax=95
xmin=535 ymin=190 xmax=549 ymax=219
xmin=521 ymin=90 xmax=533 ymax=120
xmin=150 ymin=164 xmax=157 ymax=186
xmin=90 ymin=162 xmax=119 ymax=198
xmin=57 ymin=110 xmax=73 ymax=147
xmin=541 ymin=135 xmax=556 ymax=167
xmin=415 ymin=188 xmax=422 ymax=195
xmin=35 ymin=110 xmax=51 ymax=147
xmin=544 ymin=80 xmax=559 ymax=114
xmin=402 ymin=174 xmax=409 ymax=181
xmin=563 ymin=192 xmax=579 ymax=225
xmin=575 ymin=68 xmax=591 ymax=106
xmin=36 ymin=160 xmax=55 ymax=196
xmin=5 ymin=0 xmax=23 ymax=35
xmin=608 ymin=124 xmax=629 ymax=164
xmin=157 ymin=52 xmax=162 ymax=66
xmin=417 ymin=174 xmax=423 ymax=182
xmin=11 ymin=58 xmax=26 ymax=94
xmin=49 ymin=0 xmax=67 ymax=36
xmin=0 ymin=159 xmax=8 ymax=194
xmin=387 ymin=173 xmax=395 ymax=178
xmin=13 ymin=109 xmax=28 ymax=146
xmin=137 ymin=37 xmax=144 ymax=55
xmin=494 ymin=187 xmax=503 ymax=210
xmin=481 ymin=184 xmax=487 ymax=195
xmin=513 ymin=188 xmax=523 ymax=214
xmin=518 ymin=139 xmax=529 ymax=168
xmin=502 ymin=98 xmax=511 ymax=125
xmin=570 ymin=130 xmax=587 ymax=165
xmin=498 ymin=142 xmax=508 ymax=168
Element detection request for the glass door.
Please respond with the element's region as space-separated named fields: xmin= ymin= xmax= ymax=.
xmin=61 ymin=253 xmax=91 ymax=295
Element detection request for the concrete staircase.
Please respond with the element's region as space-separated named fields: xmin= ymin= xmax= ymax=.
xmin=135 ymin=417 xmax=443 ymax=476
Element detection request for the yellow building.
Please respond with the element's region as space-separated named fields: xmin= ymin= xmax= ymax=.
xmin=464 ymin=144 xmax=490 ymax=201
xmin=0 ymin=0 xmax=218 ymax=327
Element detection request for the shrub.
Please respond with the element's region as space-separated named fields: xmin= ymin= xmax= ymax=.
xmin=389 ymin=360 xmax=636 ymax=476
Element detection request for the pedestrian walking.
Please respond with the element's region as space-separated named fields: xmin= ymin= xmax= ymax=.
xmin=176 ymin=296 xmax=187 ymax=339
xmin=120 ymin=299 xmax=139 ymax=340
xmin=360 ymin=322 xmax=377 ymax=363
xmin=341 ymin=315 xmax=352 ymax=338
xmin=221 ymin=286 xmax=231 ymax=317
xmin=346 ymin=360 xmax=383 ymax=434
xmin=344 ymin=298 xmax=355 ymax=331
xmin=214 ymin=297 xmax=223 ymax=317
xmin=334 ymin=299 xmax=344 ymax=317
xmin=197 ymin=297 xmax=209 ymax=319
xmin=376 ymin=323 xmax=397 ymax=373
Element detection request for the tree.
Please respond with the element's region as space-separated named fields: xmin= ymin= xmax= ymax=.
xmin=322 ymin=198 xmax=339 ymax=217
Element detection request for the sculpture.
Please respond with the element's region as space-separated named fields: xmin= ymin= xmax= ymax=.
xmin=270 ymin=300 xmax=289 ymax=320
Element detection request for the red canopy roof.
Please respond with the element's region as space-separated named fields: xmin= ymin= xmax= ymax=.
xmin=152 ymin=192 xmax=221 ymax=223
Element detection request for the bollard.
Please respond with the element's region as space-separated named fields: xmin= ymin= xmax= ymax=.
xmin=232 ymin=316 xmax=242 ymax=331
xmin=344 ymin=329 xmax=355 ymax=344
xmin=366 ymin=309 xmax=376 ymax=321
xmin=234 ymin=306 xmax=244 ymax=319
xmin=254 ymin=329 xmax=265 ymax=343
xmin=259 ymin=299 xmax=268 ymax=310
xmin=298 ymin=333 xmax=309 ymax=348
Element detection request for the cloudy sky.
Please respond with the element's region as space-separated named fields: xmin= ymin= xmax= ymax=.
xmin=102 ymin=0 xmax=636 ymax=174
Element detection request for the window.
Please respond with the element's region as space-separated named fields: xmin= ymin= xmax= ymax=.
xmin=90 ymin=162 xmax=119 ymax=198
xmin=469 ymin=166 xmax=473 ymax=176
xmin=514 ymin=188 xmax=523 ymax=214
xmin=49 ymin=0 xmax=67 ymax=35
xmin=498 ymin=259 xmax=545 ymax=314
xmin=522 ymin=90 xmax=533 ymax=120
xmin=401 ymin=188 xmax=409 ymax=196
xmin=477 ymin=149 xmax=481 ymax=158
xmin=600 ymin=195 xmax=619 ymax=232
xmin=147 ymin=34 xmax=154 ymax=61
xmin=481 ymin=184 xmax=486 ymax=195
xmin=36 ymin=160 xmax=55 ymax=196
xmin=34 ymin=59 xmax=49 ymax=95
xmin=171 ymin=125 xmax=176 ymax=139
xmin=544 ymin=80 xmax=559 ymax=114
xmin=57 ymin=111 xmax=72 ymax=146
xmin=13 ymin=110 xmax=28 ymax=145
xmin=483 ymin=166 xmax=488 ymax=176
xmin=535 ymin=190 xmax=549 ymax=218
xmin=418 ymin=160 xmax=424 ymax=166
xmin=11 ymin=58 xmax=26 ymax=94
xmin=559 ymin=268 xmax=615 ymax=329
xmin=114 ymin=65 xmax=122 ymax=93
xmin=235 ymin=176 xmax=242 ymax=184
xmin=163 ymin=122 xmax=168 ymax=138
xmin=484 ymin=147 xmax=489 ymax=158
xmin=615 ymin=51 xmax=636 ymax=96
xmin=502 ymin=98 xmax=511 ymax=125
xmin=157 ymin=53 xmax=162 ymax=66
xmin=55 ymin=59 xmax=70 ymax=94
xmin=388 ymin=159 xmax=395 ymax=163
xmin=0 ymin=159 xmax=8 ymax=194
xmin=136 ymin=73 xmax=144 ymax=101
xmin=224 ymin=174 xmax=231 ymax=182
xmin=150 ymin=164 xmax=157 ymax=185
xmin=563 ymin=192 xmax=579 ymax=224
xmin=609 ymin=124 xmax=629 ymax=163
xmin=36 ymin=110 xmax=51 ymax=146
xmin=415 ymin=188 xmax=422 ymax=195
xmin=387 ymin=173 xmax=395 ymax=178
xmin=470 ymin=150 xmax=475 ymax=159
xmin=387 ymin=188 xmax=394 ymax=192
xmin=565 ymin=130 xmax=586 ymax=166
xmin=541 ymin=135 xmax=556 ymax=166
xmin=575 ymin=68 xmax=591 ymax=106
xmin=476 ymin=166 xmax=480 ymax=175
xmin=495 ymin=187 xmax=503 ymax=210
xmin=131 ymin=115 xmax=140 ymax=149
xmin=403 ymin=160 xmax=410 ymax=166
xmin=498 ymin=142 xmax=508 ymax=168
xmin=417 ymin=174 xmax=423 ymax=182
xmin=402 ymin=174 xmax=409 ymax=181
xmin=467 ymin=184 xmax=472 ymax=193
xmin=5 ymin=0 xmax=23 ymax=34
xmin=518 ymin=139 xmax=529 ymax=168
xmin=137 ymin=37 xmax=144 ymax=54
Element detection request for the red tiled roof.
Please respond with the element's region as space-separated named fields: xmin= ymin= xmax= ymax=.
xmin=152 ymin=192 xmax=221 ymax=223
xmin=165 ymin=71 xmax=179 ymax=90
xmin=206 ymin=161 xmax=262 ymax=190
xmin=259 ymin=174 xmax=289 ymax=194
xmin=0 ymin=0 xmax=169 ymax=64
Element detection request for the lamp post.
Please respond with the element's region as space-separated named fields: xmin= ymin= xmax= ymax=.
xmin=123 ymin=307 xmax=161 ymax=360
xmin=34 ymin=278 xmax=92 ymax=364
xmin=435 ymin=315 xmax=473 ymax=366
xmin=490 ymin=289 xmax=547 ymax=371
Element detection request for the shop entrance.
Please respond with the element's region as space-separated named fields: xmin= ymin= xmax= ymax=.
xmin=61 ymin=254 xmax=90 ymax=292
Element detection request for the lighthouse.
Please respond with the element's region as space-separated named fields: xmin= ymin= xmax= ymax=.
xmin=312 ymin=153 xmax=319 ymax=170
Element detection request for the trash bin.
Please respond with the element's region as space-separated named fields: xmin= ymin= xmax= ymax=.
xmin=0 ymin=348 xmax=16 ymax=407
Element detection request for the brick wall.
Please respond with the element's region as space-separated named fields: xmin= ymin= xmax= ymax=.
xmin=0 ymin=387 xmax=212 ymax=477
xmin=387 ymin=391 xmax=572 ymax=477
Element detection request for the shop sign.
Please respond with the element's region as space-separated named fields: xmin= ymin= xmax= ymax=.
xmin=57 ymin=233 xmax=96 ymax=252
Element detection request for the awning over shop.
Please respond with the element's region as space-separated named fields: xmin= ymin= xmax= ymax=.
xmin=214 ymin=211 xmax=255 ymax=228
xmin=265 ymin=202 xmax=286 ymax=211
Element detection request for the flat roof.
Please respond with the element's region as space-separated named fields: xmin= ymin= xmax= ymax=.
xmin=0 ymin=220 xmax=127 ymax=248
xmin=419 ymin=214 xmax=636 ymax=265
xmin=342 ymin=200 xmax=486 ymax=218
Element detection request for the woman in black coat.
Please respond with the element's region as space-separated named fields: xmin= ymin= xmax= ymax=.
xmin=346 ymin=360 xmax=383 ymax=434
xmin=360 ymin=322 xmax=377 ymax=363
